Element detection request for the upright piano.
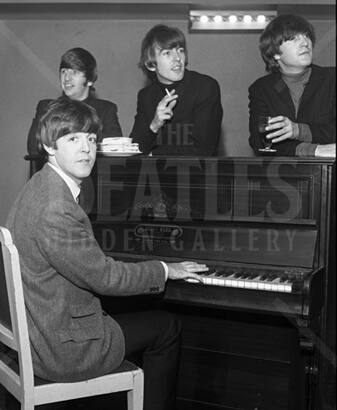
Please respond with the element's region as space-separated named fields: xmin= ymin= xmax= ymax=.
xmin=51 ymin=156 xmax=337 ymax=410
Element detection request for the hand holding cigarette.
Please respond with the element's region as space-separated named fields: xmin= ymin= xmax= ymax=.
xmin=150 ymin=88 xmax=178 ymax=133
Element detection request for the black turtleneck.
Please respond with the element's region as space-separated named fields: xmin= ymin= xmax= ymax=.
xmin=130 ymin=69 xmax=223 ymax=156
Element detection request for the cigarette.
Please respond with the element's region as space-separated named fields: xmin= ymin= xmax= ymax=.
xmin=165 ymin=88 xmax=171 ymax=97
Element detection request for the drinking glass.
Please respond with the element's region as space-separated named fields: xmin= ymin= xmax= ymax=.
xmin=258 ymin=115 xmax=277 ymax=153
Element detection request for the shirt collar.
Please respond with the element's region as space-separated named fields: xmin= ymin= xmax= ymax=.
xmin=47 ymin=162 xmax=81 ymax=202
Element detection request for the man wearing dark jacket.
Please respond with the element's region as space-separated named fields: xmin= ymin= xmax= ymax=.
xmin=27 ymin=47 xmax=122 ymax=156
xmin=248 ymin=14 xmax=335 ymax=157
xmin=130 ymin=24 xmax=223 ymax=156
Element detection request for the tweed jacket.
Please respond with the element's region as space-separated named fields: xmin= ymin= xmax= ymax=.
xmin=27 ymin=94 xmax=123 ymax=155
xmin=6 ymin=164 xmax=165 ymax=382
xmin=248 ymin=65 xmax=336 ymax=156
xmin=130 ymin=69 xmax=223 ymax=156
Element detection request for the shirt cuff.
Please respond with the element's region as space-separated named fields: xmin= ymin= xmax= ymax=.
xmin=295 ymin=142 xmax=318 ymax=157
xmin=297 ymin=124 xmax=312 ymax=142
xmin=160 ymin=261 xmax=169 ymax=281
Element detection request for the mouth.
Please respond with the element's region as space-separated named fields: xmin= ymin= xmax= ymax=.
xmin=172 ymin=65 xmax=183 ymax=72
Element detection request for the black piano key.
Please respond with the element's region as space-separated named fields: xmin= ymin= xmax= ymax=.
xmin=216 ymin=270 xmax=232 ymax=277
xmin=215 ymin=271 xmax=228 ymax=277
xmin=203 ymin=270 xmax=216 ymax=276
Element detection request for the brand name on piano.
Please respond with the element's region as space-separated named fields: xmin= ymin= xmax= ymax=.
xmin=99 ymin=227 xmax=298 ymax=254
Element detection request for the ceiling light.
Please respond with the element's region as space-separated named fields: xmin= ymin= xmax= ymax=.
xmin=189 ymin=10 xmax=277 ymax=32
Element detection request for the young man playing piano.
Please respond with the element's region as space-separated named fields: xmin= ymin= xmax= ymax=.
xmin=130 ymin=24 xmax=223 ymax=155
xmin=6 ymin=97 xmax=206 ymax=410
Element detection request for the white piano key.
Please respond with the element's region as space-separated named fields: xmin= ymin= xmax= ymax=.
xmin=237 ymin=280 xmax=245 ymax=288
xmin=284 ymin=284 xmax=292 ymax=293
xmin=186 ymin=268 xmax=296 ymax=293
xmin=264 ymin=283 xmax=272 ymax=291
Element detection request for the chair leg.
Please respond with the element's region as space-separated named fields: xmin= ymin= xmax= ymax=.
xmin=127 ymin=370 xmax=144 ymax=410
xmin=21 ymin=400 xmax=34 ymax=410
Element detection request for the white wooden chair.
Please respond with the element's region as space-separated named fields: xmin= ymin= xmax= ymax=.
xmin=0 ymin=226 xmax=143 ymax=410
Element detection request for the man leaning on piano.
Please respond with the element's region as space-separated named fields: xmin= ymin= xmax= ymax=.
xmin=248 ymin=14 xmax=335 ymax=157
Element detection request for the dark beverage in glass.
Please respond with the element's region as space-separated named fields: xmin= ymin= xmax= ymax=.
xmin=258 ymin=115 xmax=276 ymax=153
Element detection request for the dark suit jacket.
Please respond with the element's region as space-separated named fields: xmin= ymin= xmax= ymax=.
xmin=130 ymin=69 xmax=223 ymax=155
xmin=248 ymin=65 xmax=336 ymax=156
xmin=27 ymin=94 xmax=123 ymax=155
xmin=6 ymin=164 xmax=165 ymax=382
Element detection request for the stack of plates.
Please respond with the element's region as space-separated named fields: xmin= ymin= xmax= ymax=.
xmin=97 ymin=138 xmax=141 ymax=156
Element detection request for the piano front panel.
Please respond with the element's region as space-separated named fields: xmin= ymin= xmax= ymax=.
xmin=94 ymin=220 xmax=317 ymax=268
xmin=92 ymin=157 xmax=321 ymax=223
xmin=173 ymin=308 xmax=305 ymax=410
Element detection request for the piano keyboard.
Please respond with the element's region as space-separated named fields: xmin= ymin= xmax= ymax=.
xmin=186 ymin=267 xmax=306 ymax=293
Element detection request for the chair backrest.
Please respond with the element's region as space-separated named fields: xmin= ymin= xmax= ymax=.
xmin=0 ymin=226 xmax=35 ymax=399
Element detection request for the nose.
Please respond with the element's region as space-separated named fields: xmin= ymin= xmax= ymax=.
xmin=64 ymin=70 xmax=72 ymax=81
xmin=173 ymin=49 xmax=182 ymax=61
xmin=80 ymin=138 xmax=90 ymax=152
xmin=299 ymin=34 xmax=309 ymax=46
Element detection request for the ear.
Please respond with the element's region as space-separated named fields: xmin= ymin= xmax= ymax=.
xmin=145 ymin=62 xmax=157 ymax=72
xmin=43 ymin=144 xmax=56 ymax=156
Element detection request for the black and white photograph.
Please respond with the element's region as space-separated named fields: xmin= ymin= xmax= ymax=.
xmin=0 ymin=1 xmax=335 ymax=409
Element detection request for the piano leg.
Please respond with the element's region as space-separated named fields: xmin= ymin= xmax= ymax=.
xmin=295 ymin=317 xmax=320 ymax=410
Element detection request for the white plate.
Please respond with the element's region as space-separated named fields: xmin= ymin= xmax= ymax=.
xmin=101 ymin=137 xmax=132 ymax=144
xmin=258 ymin=148 xmax=277 ymax=153
xmin=97 ymin=150 xmax=141 ymax=157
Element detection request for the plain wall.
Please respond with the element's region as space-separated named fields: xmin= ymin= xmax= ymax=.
xmin=0 ymin=15 xmax=335 ymax=224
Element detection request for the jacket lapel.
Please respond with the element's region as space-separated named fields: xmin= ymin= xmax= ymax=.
xmin=273 ymin=74 xmax=296 ymax=118
xmin=297 ymin=65 xmax=321 ymax=116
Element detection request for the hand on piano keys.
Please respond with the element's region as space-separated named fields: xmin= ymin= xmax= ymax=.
xmin=167 ymin=261 xmax=208 ymax=284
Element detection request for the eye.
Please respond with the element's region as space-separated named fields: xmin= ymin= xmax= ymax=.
xmin=162 ymin=49 xmax=171 ymax=56
xmin=88 ymin=135 xmax=97 ymax=144
xmin=178 ymin=47 xmax=185 ymax=54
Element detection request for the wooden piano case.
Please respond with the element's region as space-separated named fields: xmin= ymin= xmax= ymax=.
xmin=30 ymin=155 xmax=335 ymax=410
